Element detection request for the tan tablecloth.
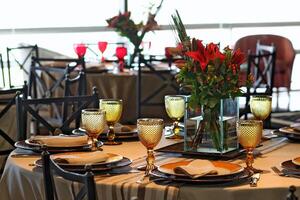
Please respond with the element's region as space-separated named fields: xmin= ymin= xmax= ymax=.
xmin=1 ymin=137 xmax=300 ymax=200
xmin=0 ymin=105 xmax=17 ymax=171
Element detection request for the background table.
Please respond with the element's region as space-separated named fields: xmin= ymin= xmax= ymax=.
xmin=85 ymin=70 xmax=178 ymax=124
xmin=1 ymin=136 xmax=300 ymax=200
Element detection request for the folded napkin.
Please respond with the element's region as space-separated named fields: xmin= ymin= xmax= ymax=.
xmin=51 ymin=151 xmax=110 ymax=165
xmin=29 ymin=135 xmax=88 ymax=147
xmin=174 ymin=160 xmax=218 ymax=179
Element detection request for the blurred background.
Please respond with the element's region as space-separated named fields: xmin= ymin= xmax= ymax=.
xmin=0 ymin=0 xmax=299 ymax=109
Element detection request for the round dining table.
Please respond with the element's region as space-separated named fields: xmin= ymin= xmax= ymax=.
xmin=1 ymin=136 xmax=300 ymax=200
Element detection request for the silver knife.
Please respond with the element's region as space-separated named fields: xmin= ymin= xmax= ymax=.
xmin=250 ymin=173 xmax=260 ymax=187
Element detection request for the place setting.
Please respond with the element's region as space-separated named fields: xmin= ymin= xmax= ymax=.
xmin=34 ymin=150 xmax=133 ymax=173
xmin=134 ymin=117 xmax=256 ymax=187
xmin=271 ymin=156 xmax=300 ymax=179
xmin=272 ymin=123 xmax=300 ymax=141
xmin=24 ymin=103 xmax=133 ymax=174
xmin=73 ymin=98 xmax=138 ymax=142
xmin=14 ymin=134 xmax=93 ymax=153
xmin=149 ymin=159 xmax=253 ymax=186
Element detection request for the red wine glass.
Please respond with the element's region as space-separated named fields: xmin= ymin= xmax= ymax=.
xmin=115 ymin=47 xmax=127 ymax=72
xmin=98 ymin=41 xmax=108 ymax=62
xmin=74 ymin=43 xmax=87 ymax=58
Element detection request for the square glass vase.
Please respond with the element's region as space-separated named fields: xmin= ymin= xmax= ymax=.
xmin=184 ymin=97 xmax=239 ymax=154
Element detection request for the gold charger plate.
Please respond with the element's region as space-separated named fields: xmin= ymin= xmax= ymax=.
xmin=279 ymin=127 xmax=300 ymax=135
xmin=25 ymin=136 xmax=91 ymax=148
xmin=292 ymin=157 xmax=300 ymax=166
xmin=158 ymin=160 xmax=244 ymax=177
xmin=49 ymin=152 xmax=123 ymax=166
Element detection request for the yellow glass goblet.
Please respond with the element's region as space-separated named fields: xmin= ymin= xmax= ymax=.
xmin=136 ymin=118 xmax=164 ymax=184
xmin=250 ymin=95 xmax=272 ymax=121
xmin=236 ymin=120 xmax=263 ymax=173
xmin=99 ymin=99 xmax=123 ymax=145
xmin=81 ymin=109 xmax=106 ymax=151
xmin=165 ymin=95 xmax=185 ymax=139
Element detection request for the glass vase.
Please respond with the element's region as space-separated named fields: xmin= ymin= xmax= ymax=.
xmin=184 ymin=97 xmax=239 ymax=154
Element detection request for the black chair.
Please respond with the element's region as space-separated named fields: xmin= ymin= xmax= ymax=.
xmin=28 ymin=57 xmax=87 ymax=123
xmin=29 ymin=56 xmax=86 ymax=99
xmin=287 ymin=185 xmax=298 ymax=200
xmin=42 ymin=149 xmax=96 ymax=200
xmin=64 ymin=71 xmax=87 ymax=97
xmin=6 ymin=45 xmax=39 ymax=88
xmin=0 ymin=53 xmax=5 ymax=87
xmin=0 ymin=84 xmax=28 ymax=171
xmin=16 ymin=87 xmax=99 ymax=140
xmin=136 ymin=54 xmax=179 ymax=118
xmin=240 ymin=43 xmax=276 ymax=128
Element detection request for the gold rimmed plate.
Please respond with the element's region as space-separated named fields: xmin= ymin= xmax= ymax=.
xmin=150 ymin=169 xmax=252 ymax=185
xmin=34 ymin=156 xmax=132 ymax=172
xmin=279 ymin=127 xmax=300 ymax=135
xmin=290 ymin=124 xmax=300 ymax=132
xmin=49 ymin=152 xmax=123 ymax=166
xmin=25 ymin=138 xmax=92 ymax=148
xmin=281 ymin=159 xmax=300 ymax=171
xmin=74 ymin=127 xmax=138 ymax=139
xmin=158 ymin=160 xmax=244 ymax=178
xmin=277 ymin=127 xmax=300 ymax=141
xmin=15 ymin=140 xmax=92 ymax=153
xmin=292 ymin=157 xmax=300 ymax=166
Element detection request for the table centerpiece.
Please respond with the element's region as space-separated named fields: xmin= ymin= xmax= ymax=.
xmin=171 ymin=11 xmax=253 ymax=154
xmin=106 ymin=0 xmax=164 ymax=67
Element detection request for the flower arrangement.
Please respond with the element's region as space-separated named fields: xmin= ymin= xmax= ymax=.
xmin=171 ymin=11 xmax=253 ymax=151
xmin=106 ymin=0 xmax=164 ymax=66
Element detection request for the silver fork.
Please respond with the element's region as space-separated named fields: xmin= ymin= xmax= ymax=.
xmin=271 ymin=166 xmax=300 ymax=178
xmin=271 ymin=166 xmax=284 ymax=176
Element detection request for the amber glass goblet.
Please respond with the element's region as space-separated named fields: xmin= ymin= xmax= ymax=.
xmin=99 ymin=99 xmax=123 ymax=145
xmin=136 ymin=118 xmax=164 ymax=184
xmin=165 ymin=95 xmax=185 ymax=139
xmin=81 ymin=109 xmax=106 ymax=151
xmin=250 ymin=95 xmax=272 ymax=121
xmin=236 ymin=120 xmax=263 ymax=173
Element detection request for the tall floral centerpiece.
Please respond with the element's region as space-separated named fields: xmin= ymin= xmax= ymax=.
xmin=171 ymin=11 xmax=253 ymax=153
xmin=106 ymin=0 xmax=163 ymax=66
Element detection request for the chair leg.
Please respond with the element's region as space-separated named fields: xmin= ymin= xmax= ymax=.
xmin=276 ymin=88 xmax=279 ymax=111
xmin=287 ymin=88 xmax=291 ymax=111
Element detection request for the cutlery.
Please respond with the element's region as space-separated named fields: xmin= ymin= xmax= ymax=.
xmin=271 ymin=166 xmax=300 ymax=179
xmin=250 ymin=173 xmax=260 ymax=187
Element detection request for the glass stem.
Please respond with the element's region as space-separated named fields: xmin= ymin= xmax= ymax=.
xmin=107 ymin=123 xmax=115 ymax=142
xmin=246 ymin=148 xmax=254 ymax=169
xmin=173 ymin=120 xmax=180 ymax=136
xmin=145 ymin=148 xmax=155 ymax=176
xmin=89 ymin=136 xmax=97 ymax=151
